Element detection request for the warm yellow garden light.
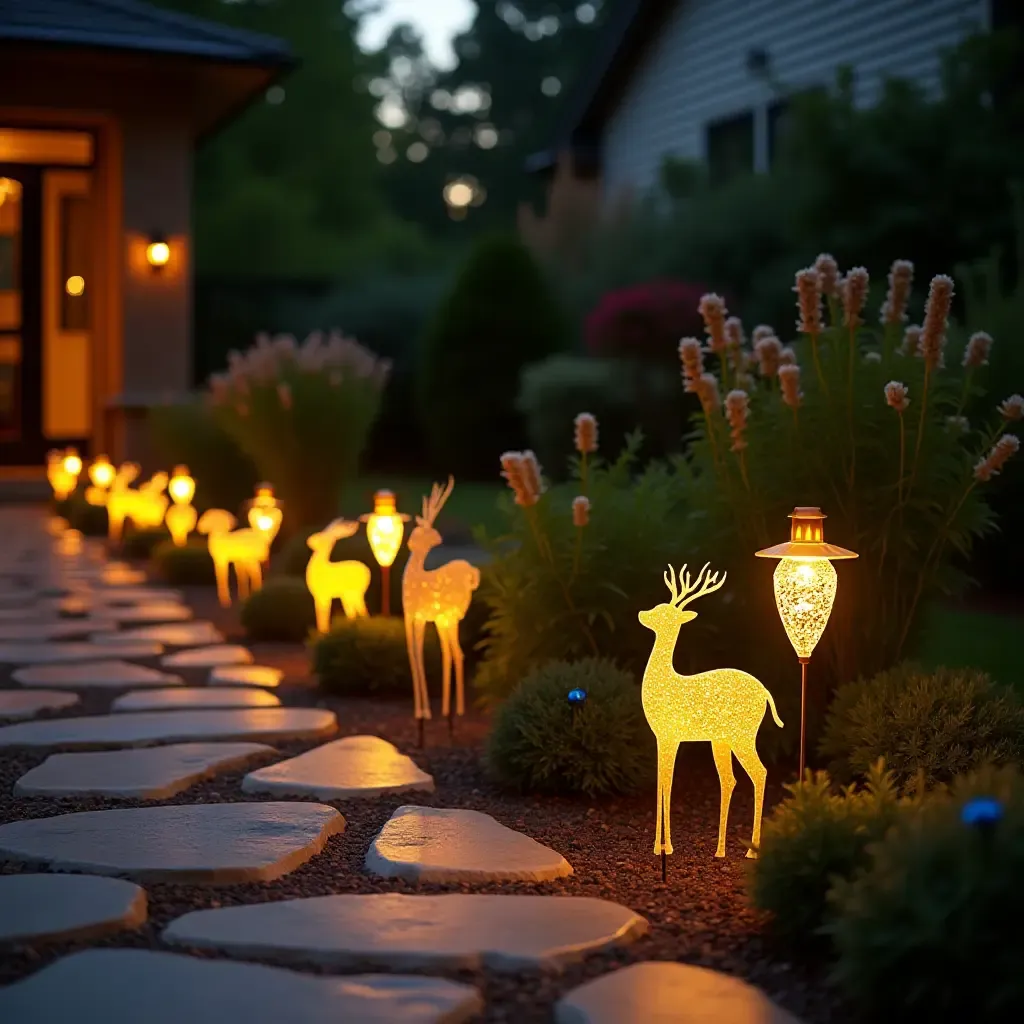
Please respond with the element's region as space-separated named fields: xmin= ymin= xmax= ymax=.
xmin=246 ymin=483 xmax=283 ymax=551
xmin=88 ymin=455 xmax=115 ymax=490
xmin=168 ymin=465 xmax=196 ymax=506
xmin=305 ymin=519 xmax=371 ymax=631
xmin=403 ymin=477 xmax=481 ymax=744
xmin=756 ymin=507 xmax=857 ymax=779
xmin=46 ymin=450 xmax=75 ymax=502
xmin=164 ymin=466 xmax=197 ymax=547
xmin=360 ymin=488 xmax=410 ymax=616
xmin=639 ymin=563 xmax=783 ymax=873
xmin=62 ymin=448 xmax=82 ymax=478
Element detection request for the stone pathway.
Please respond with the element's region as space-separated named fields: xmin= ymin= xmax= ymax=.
xmin=162 ymin=644 xmax=254 ymax=668
xmin=0 ymin=874 xmax=147 ymax=944
xmin=12 ymin=660 xmax=185 ymax=689
xmin=210 ymin=664 xmax=283 ymax=688
xmin=0 ymin=619 xmax=119 ymax=641
xmin=0 ymin=689 xmax=79 ymax=720
xmin=367 ymin=805 xmax=573 ymax=883
xmin=0 ymin=802 xmax=344 ymax=883
xmin=91 ymin=622 xmax=225 ymax=647
xmin=242 ymin=735 xmax=434 ymax=801
xmin=0 ymin=707 xmax=337 ymax=749
xmin=111 ymin=687 xmax=281 ymax=712
xmin=0 ymin=640 xmax=163 ymax=663
xmin=163 ymin=893 xmax=646 ymax=971
xmin=0 ymin=950 xmax=484 ymax=1024
xmin=15 ymin=743 xmax=275 ymax=799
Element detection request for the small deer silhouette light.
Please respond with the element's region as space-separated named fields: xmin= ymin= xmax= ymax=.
xmin=403 ymin=477 xmax=480 ymax=721
xmin=197 ymin=509 xmax=267 ymax=607
xmin=639 ymin=563 xmax=783 ymax=860
xmin=305 ymin=519 xmax=371 ymax=631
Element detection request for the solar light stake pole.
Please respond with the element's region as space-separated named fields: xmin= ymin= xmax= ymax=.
xmin=381 ymin=565 xmax=390 ymax=617
xmin=661 ymin=850 xmax=667 ymax=883
xmin=799 ymin=658 xmax=809 ymax=780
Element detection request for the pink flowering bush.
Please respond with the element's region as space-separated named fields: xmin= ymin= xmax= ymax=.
xmin=208 ymin=330 xmax=390 ymax=528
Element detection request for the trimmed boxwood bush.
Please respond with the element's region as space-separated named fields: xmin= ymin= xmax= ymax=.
xmin=121 ymin=526 xmax=171 ymax=560
xmin=819 ymin=663 xmax=1024 ymax=790
xmin=151 ymin=538 xmax=216 ymax=585
xmin=485 ymin=658 xmax=653 ymax=798
xmin=312 ymin=616 xmax=439 ymax=697
xmin=828 ymin=765 xmax=1024 ymax=1020
xmin=241 ymin=577 xmax=315 ymax=642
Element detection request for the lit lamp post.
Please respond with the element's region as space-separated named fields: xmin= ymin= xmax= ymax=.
xmin=756 ymin=507 xmax=857 ymax=779
xmin=360 ymin=489 xmax=409 ymax=616
xmin=165 ymin=465 xmax=197 ymax=547
xmin=247 ymin=483 xmax=283 ymax=558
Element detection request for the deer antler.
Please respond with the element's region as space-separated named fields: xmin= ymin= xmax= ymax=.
xmin=674 ymin=562 xmax=727 ymax=609
xmin=419 ymin=475 xmax=454 ymax=527
xmin=663 ymin=564 xmax=684 ymax=603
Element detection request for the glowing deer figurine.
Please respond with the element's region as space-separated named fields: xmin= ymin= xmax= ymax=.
xmin=197 ymin=509 xmax=267 ymax=608
xmin=305 ymin=519 xmax=371 ymax=631
xmin=105 ymin=463 xmax=141 ymax=543
xmin=639 ymin=564 xmax=783 ymax=861
xmin=402 ymin=477 xmax=480 ymax=724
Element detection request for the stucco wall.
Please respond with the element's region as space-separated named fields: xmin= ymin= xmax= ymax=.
xmin=601 ymin=0 xmax=990 ymax=198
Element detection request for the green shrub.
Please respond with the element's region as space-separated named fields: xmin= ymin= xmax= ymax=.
xmin=312 ymin=616 xmax=438 ymax=696
xmin=121 ymin=526 xmax=171 ymax=560
xmin=517 ymin=355 xmax=683 ymax=479
xmin=747 ymin=762 xmax=908 ymax=947
xmin=148 ymin=398 xmax=259 ymax=513
xmin=151 ymin=538 xmax=216 ymax=585
xmin=819 ymin=663 xmax=1024 ymax=790
xmin=240 ymin=576 xmax=315 ymax=642
xmin=486 ymin=658 xmax=653 ymax=798
xmin=207 ymin=332 xmax=389 ymax=528
xmin=418 ymin=233 xmax=568 ymax=475
xmin=828 ymin=766 xmax=1024 ymax=1021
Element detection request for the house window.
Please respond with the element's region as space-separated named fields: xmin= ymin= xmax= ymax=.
xmin=705 ymin=112 xmax=754 ymax=186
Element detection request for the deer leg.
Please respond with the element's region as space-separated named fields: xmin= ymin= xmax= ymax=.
xmin=250 ymin=560 xmax=263 ymax=594
xmin=213 ymin=558 xmax=230 ymax=608
xmin=414 ymin=618 xmax=431 ymax=719
xmin=404 ymin=613 xmax=421 ymax=719
xmin=439 ymin=625 xmax=452 ymax=719
xmin=711 ymin=742 xmax=737 ymax=858
xmin=734 ymin=738 xmax=768 ymax=859
xmin=449 ymin=622 xmax=466 ymax=716
xmin=655 ymin=739 xmax=678 ymax=856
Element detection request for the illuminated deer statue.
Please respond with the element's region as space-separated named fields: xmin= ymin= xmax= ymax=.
xmin=105 ymin=463 xmax=141 ymax=543
xmin=197 ymin=509 xmax=267 ymax=608
xmin=403 ymin=477 xmax=480 ymax=722
xmin=305 ymin=519 xmax=371 ymax=631
xmin=639 ymin=563 xmax=783 ymax=860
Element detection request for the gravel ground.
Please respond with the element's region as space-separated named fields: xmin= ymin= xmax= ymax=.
xmin=0 ymin=579 xmax=852 ymax=1023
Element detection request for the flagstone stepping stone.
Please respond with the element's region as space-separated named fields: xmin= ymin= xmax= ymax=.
xmin=100 ymin=564 xmax=147 ymax=586
xmin=243 ymin=735 xmax=434 ymax=801
xmin=77 ymin=586 xmax=184 ymax=605
xmin=0 ymin=619 xmax=119 ymax=642
xmin=367 ymin=806 xmax=572 ymax=883
xmin=164 ymin=893 xmax=646 ymax=971
xmin=554 ymin=961 xmax=804 ymax=1024
xmin=0 ymin=801 xmax=344 ymax=883
xmin=113 ymin=687 xmax=281 ymax=712
xmin=163 ymin=644 xmax=254 ymax=668
xmin=15 ymin=743 xmax=275 ymax=799
xmin=0 ymin=640 xmax=163 ymax=664
xmin=0 ymin=707 xmax=336 ymax=749
xmin=96 ymin=602 xmax=193 ymax=624
xmin=13 ymin=660 xmax=184 ymax=689
xmin=210 ymin=664 xmax=283 ymax=688
xmin=0 ymin=874 xmax=146 ymax=944
xmin=91 ymin=622 xmax=225 ymax=647
xmin=0 ymin=690 xmax=79 ymax=721
xmin=0 ymin=949 xmax=483 ymax=1024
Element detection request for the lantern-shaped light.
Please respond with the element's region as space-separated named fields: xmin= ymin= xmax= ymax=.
xmin=46 ymin=450 xmax=75 ymax=502
xmin=247 ymin=482 xmax=282 ymax=545
xmin=88 ymin=455 xmax=115 ymax=490
xmin=361 ymin=489 xmax=410 ymax=569
xmin=756 ymin=507 xmax=857 ymax=778
xmin=168 ymin=465 xmax=196 ymax=506
xmin=62 ymin=448 xmax=82 ymax=479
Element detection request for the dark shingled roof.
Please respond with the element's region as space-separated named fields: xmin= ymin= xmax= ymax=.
xmin=0 ymin=0 xmax=292 ymax=65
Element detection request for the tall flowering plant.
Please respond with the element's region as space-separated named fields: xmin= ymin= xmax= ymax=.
xmin=208 ymin=331 xmax=390 ymax=529
xmin=676 ymin=257 xmax=1020 ymax=691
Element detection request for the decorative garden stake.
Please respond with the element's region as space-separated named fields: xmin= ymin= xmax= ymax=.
xmin=403 ymin=477 xmax=480 ymax=745
xmin=360 ymin=489 xmax=410 ymax=616
xmin=567 ymin=687 xmax=587 ymax=727
xmin=198 ymin=509 xmax=268 ymax=607
xmin=305 ymin=519 xmax=371 ymax=631
xmin=756 ymin=507 xmax=857 ymax=779
xmin=164 ymin=466 xmax=198 ymax=547
xmin=247 ymin=483 xmax=283 ymax=555
xmin=639 ymin=563 xmax=783 ymax=876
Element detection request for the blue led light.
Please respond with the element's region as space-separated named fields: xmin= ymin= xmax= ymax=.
xmin=960 ymin=796 xmax=1003 ymax=828
xmin=567 ymin=688 xmax=587 ymax=705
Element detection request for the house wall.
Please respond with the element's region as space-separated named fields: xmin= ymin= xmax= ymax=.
xmin=601 ymin=0 xmax=990 ymax=198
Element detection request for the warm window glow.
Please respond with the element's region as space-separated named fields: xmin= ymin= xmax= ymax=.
xmin=306 ymin=519 xmax=371 ymax=630
xmin=639 ymin=563 xmax=781 ymax=860
xmin=403 ymin=478 xmax=481 ymax=721
xmin=65 ymin=275 xmax=85 ymax=297
xmin=146 ymin=241 xmax=170 ymax=268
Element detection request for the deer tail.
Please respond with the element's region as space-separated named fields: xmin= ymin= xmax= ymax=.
xmin=765 ymin=689 xmax=784 ymax=728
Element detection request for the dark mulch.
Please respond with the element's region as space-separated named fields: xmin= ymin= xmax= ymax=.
xmin=0 ymin=574 xmax=852 ymax=1022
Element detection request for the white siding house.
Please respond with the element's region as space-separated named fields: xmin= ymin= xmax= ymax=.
xmin=537 ymin=0 xmax=994 ymax=201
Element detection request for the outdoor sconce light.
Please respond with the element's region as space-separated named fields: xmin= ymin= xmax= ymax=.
xmin=305 ymin=519 xmax=371 ymax=631
xmin=247 ymin=483 xmax=283 ymax=554
xmin=639 ymin=563 xmax=782 ymax=874
xmin=403 ymin=477 xmax=480 ymax=745
xmin=165 ymin=465 xmax=197 ymax=547
xmin=360 ymin=488 xmax=409 ymax=616
xmin=146 ymin=236 xmax=170 ymax=270
xmin=756 ymin=507 xmax=857 ymax=779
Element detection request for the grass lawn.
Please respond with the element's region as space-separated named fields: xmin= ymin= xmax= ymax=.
xmin=339 ymin=475 xmax=506 ymax=539
xmin=914 ymin=603 xmax=1024 ymax=688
